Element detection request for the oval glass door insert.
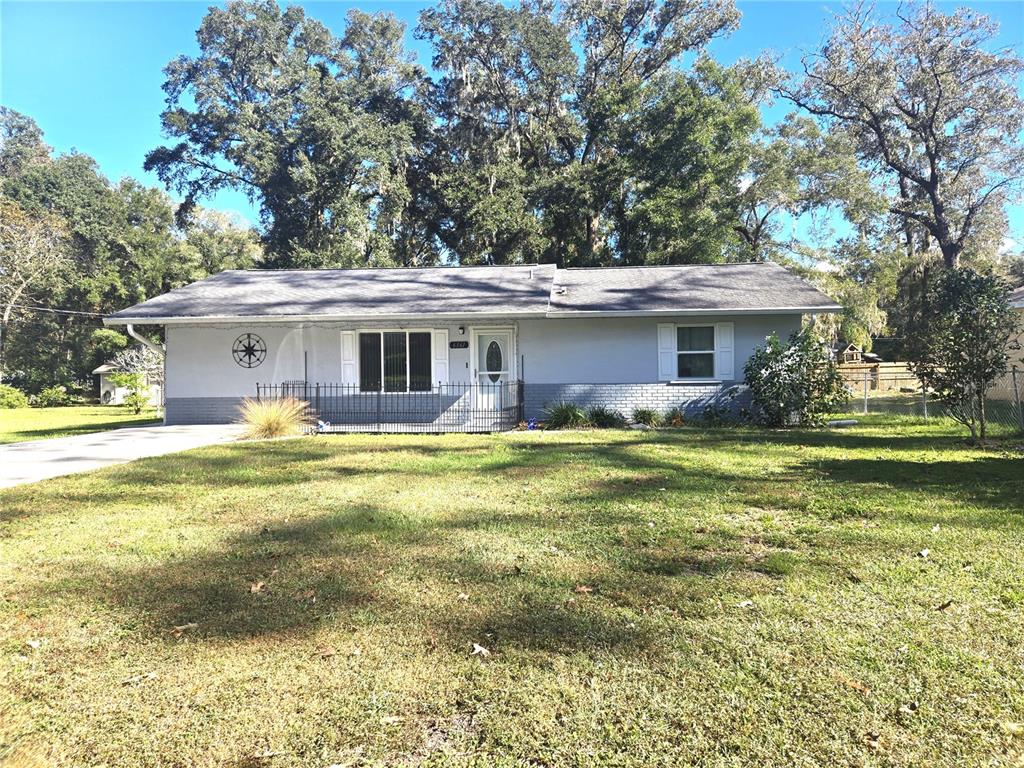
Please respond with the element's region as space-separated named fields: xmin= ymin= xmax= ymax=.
xmin=485 ymin=340 xmax=503 ymax=383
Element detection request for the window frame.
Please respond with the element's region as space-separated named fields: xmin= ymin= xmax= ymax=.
xmin=356 ymin=328 xmax=436 ymax=393
xmin=673 ymin=323 xmax=717 ymax=382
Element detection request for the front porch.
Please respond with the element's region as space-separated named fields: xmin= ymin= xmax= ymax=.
xmin=256 ymin=381 xmax=525 ymax=433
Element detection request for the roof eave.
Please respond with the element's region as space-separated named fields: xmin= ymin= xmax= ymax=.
xmin=104 ymin=310 xmax=552 ymax=326
xmin=106 ymin=304 xmax=843 ymax=325
xmin=544 ymin=305 xmax=844 ymax=318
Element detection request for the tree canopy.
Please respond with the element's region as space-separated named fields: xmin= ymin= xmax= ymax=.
xmin=0 ymin=108 xmax=260 ymax=391
xmin=3 ymin=0 xmax=1023 ymax=395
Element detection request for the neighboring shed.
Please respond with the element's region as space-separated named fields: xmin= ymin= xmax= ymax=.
xmin=92 ymin=361 xmax=162 ymax=407
xmin=833 ymin=343 xmax=882 ymax=365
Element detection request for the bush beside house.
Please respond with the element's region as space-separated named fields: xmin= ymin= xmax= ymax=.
xmin=743 ymin=330 xmax=848 ymax=427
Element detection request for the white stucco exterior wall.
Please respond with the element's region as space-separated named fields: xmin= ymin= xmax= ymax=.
xmin=165 ymin=322 xmax=478 ymax=400
xmin=518 ymin=314 xmax=801 ymax=384
xmin=165 ymin=313 xmax=802 ymax=400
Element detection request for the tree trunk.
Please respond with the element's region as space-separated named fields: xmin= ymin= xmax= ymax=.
xmin=979 ymin=388 xmax=987 ymax=440
xmin=585 ymin=211 xmax=599 ymax=265
xmin=0 ymin=303 xmax=13 ymax=385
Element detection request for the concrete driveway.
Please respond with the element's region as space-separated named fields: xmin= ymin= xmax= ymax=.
xmin=0 ymin=424 xmax=245 ymax=489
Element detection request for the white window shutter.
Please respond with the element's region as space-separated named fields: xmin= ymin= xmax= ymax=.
xmin=432 ymin=330 xmax=449 ymax=383
xmin=715 ymin=322 xmax=735 ymax=380
xmin=657 ymin=323 xmax=676 ymax=381
xmin=340 ymin=331 xmax=357 ymax=385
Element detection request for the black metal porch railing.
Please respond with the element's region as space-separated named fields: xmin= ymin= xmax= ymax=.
xmin=255 ymin=381 xmax=524 ymax=433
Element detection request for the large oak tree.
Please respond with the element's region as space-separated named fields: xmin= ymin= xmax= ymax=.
xmin=781 ymin=2 xmax=1024 ymax=269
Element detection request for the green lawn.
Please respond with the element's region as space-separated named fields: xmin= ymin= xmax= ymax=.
xmin=1 ymin=419 xmax=1022 ymax=766
xmin=0 ymin=405 xmax=161 ymax=444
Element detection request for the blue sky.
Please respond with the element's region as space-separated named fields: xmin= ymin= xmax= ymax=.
xmin=2 ymin=0 xmax=1022 ymax=246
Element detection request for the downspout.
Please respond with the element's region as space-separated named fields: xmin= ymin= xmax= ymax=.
xmin=126 ymin=324 xmax=166 ymax=421
xmin=126 ymin=323 xmax=164 ymax=355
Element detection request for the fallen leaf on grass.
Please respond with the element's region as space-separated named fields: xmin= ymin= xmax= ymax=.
xmin=316 ymin=646 xmax=336 ymax=659
xmin=916 ymin=549 xmax=930 ymax=559
xmin=25 ymin=639 xmax=41 ymax=650
xmin=847 ymin=570 xmax=863 ymax=584
xmin=380 ymin=716 xmax=403 ymax=725
xmin=121 ymin=671 xmax=157 ymax=686
xmin=294 ymin=589 xmax=316 ymax=601
xmin=457 ymin=592 xmax=470 ymax=601
xmin=250 ymin=581 xmax=266 ymax=594
xmin=1000 ymin=722 xmax=1023 ymax=735
xmin=471 ymin=643 xmax=491 ymax=657
xmin=934 ymin=599 xmax=953 ymax=612
xmin=931 ymin=524 xmax=941 ymax=533
xmin=898 ymin=701 xmax=920 ymax=718
xmin=834 ymin=673 xmax=870 ymax=694
xmin=736 ymin=600 xmax=754 ymax=609
xmin=864 ymin=732 xmax=881 ymax=751
xmin=169 ymin=622 xmax=198 ymax=638
xmin=574 ymin=585 xmax=594 ymax=594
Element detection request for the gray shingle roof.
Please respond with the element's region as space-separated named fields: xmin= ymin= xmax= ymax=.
xmin=105 ymin=261 xmax=840 ymax=324
xmin=548 ymin=262 xmax=841 ymax=314
xmin=106 ymin=264 xmax=557 ymax=321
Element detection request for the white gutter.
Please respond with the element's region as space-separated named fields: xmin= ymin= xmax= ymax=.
xmin=543 ymin=305 xmax=844 ymax=318
xmin=106 ymin=311 xmax=551 ymax=326
xmin=126 ymin=323 xmax=166 ymax=354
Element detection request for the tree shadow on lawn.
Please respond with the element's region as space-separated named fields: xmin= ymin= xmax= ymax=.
xmin=801 ymin=455 xmax=1024 ymax=518
xmin=21 ymin=501 xmax=714 ymax=656
xmin=10 ymin=427 xmax=1021 ymax=654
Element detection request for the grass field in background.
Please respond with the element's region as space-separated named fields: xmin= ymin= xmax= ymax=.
xmin=0 ymin=406 xmax=160 ymax=444
xmin=1 ymin=418 xmax=1022 ymax=766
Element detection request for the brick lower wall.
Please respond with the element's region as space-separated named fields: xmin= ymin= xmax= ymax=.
xmin=522 ymin=382 xmax=749 ymax=421
xmin=165 ymin=397 xmax=246 ymax=425
xmin=167 ymin=383 xmax=749 ymax=426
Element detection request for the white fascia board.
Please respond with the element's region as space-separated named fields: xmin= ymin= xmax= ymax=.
xmin=105 ymin=305 xmax=844 ymax=325
xmin=543 ymin=305 xmax=844 ymax=318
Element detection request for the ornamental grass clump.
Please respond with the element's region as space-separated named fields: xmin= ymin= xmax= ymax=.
xmin=586 ymin=406 xmax=627 ymax=428
xmin=663 ymin=406 xmax=686 ymax=427
xmin=542 ymin=402 xmax=591 ymax=429
xmin=631 ymin=407 xmax=661 ymax=427
xmin=238 ymin=396 xmax=310 ymax=439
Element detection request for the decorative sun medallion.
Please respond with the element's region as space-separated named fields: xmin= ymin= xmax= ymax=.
xmin=232 ymin=333 xmax=267 ymax=368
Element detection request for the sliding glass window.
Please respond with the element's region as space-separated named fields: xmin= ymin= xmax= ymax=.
xmin=359 ymin=331 xmax=433 ymax=392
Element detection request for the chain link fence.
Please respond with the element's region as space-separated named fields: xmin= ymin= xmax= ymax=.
xmin=838 ymin=364 xmax=1024 ymax=433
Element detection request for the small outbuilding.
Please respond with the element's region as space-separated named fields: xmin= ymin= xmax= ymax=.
xmin=92 ymin=361 xmax=162 ymax=407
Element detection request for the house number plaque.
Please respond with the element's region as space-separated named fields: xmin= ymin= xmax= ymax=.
xmin=449 ymin=341 xmax=469 ymax=349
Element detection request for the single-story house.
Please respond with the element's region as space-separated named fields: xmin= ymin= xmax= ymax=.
xmin=103 ymin=263 xmax=841 ymax=430
xmin=92 ymin=360 xmax=162 ymax=407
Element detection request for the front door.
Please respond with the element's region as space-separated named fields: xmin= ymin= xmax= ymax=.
xmin=472 ymin=329 xmax=514 ymax=413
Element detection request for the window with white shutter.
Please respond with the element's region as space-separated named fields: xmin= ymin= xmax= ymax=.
xmin=658 ymin=322 xmax=735 ymax=381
